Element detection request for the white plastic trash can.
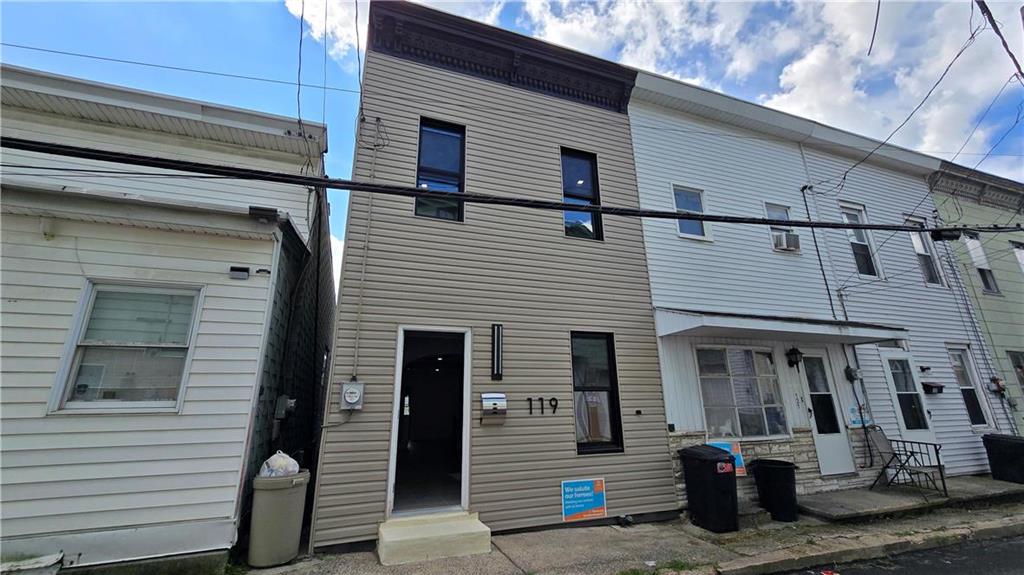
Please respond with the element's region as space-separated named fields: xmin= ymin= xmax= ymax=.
xmin=247 ymin=469 xmax=310 ymax=568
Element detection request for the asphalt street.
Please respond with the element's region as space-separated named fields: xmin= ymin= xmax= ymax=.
xmin=781 ymin=535 xmax=1024 ymax=574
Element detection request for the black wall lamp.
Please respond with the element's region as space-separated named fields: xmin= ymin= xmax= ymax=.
xmin=786 ymin=347 xmax=804 ymax=370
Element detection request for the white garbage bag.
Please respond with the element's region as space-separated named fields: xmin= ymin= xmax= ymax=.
xmin=259 ymin=450 xmax=300 ymax=477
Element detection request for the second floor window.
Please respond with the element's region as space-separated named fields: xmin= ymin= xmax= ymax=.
xmin=841 ymin=204 xmax=879 ymax=277
xmin=907 ymin=218 xmax=942 ymax=285
xmin=766 ymin=202 xmax=799 ymax=251
xmin=673 ymin=185 xmax=706 ymax=238
xmin=416 ymin=119 xmax=465 ymax=221
xmin=963 ymin=232 xmax=999 ymax=293
xmin=1012 ymin=242 xmax=1024 ymax=275
xmin=561 ymin=149 xmax=602 ymax=240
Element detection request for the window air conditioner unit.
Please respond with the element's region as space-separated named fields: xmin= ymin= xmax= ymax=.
xmin=773 ymin=231 xmax=801 ymax=251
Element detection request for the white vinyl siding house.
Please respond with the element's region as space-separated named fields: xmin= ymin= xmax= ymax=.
xmin=628 ymin=71 xmax=1012 ymax=500
xmin=0 ymin=66 xmax=332 ymax=569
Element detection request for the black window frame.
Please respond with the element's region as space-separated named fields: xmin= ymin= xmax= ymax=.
xmin=560 ymin=148 xmax=603 ymax=241
xmin=570 ymin=331 xmax=623 ymax=455
xmin=415 ymin=118 xmax=466 ymax=222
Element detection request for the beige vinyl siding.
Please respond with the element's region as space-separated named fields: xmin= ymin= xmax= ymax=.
xmin=0 ymin=212 xmax=274 ymax=538
xmin=1 ymin=107 xmax=313 ymax=239
xmin=312 ymin=52 xmax=676 ymax=546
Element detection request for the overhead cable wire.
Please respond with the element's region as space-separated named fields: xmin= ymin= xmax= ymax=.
xmin=813 ymin=22 xmax=986 ymax=197
xmin=7 ymin=42 xmax=1024 ymax=160
xmin=974 ymin=0 xmax=1024 ymax=87
xmin=3 ymin=136 xmax=1020 ymax=234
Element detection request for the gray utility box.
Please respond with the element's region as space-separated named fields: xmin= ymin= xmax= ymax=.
xmin=247 ymin=470 xmax=311 ymax=568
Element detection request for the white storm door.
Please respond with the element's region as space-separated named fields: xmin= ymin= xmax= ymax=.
xmin=801 ymin=352 xmax=856 ymax=475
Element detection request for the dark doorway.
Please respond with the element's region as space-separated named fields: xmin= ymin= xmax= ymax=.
xmin=393 ymin=330 xmax=464 ymax=513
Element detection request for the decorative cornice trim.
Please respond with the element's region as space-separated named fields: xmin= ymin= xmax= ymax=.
xmin=930 ymin=162 xmax=1024 ymax=212
xmin=367 ymin=1 xmax=636 ymax=113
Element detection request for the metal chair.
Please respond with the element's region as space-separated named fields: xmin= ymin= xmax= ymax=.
xmin=866 ymin=425 xmax=948 ymax=498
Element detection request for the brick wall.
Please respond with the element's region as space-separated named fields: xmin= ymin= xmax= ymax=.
xmin=667 ymin=427 xmax=880 ymax=508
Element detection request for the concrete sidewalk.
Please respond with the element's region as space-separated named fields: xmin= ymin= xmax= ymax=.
xmin=254 ymin=499 xmax=1024 ymax=575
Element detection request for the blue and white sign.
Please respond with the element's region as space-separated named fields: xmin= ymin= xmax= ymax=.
xmin=561 ymin=478 xmax=607 ymax=522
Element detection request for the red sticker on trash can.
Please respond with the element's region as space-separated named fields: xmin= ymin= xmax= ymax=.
xmin=716 ymin=462 xmax=734 ymax=473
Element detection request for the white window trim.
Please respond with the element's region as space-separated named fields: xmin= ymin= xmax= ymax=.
xmin=878 ymin=351 xmax=931 ymax=434
xmin=906 ymin=215 xmax=945 ymax=287
xmin=1011 ymin=241 xmax=1024 ymax=275
xmin=48 ymin=280 xmax=205 ymax=415
xmin=672 ymin=184 xmax=712 ymax=242
xmin=764 ymin=202 xmax=800 ymax=253
xmin=947 ymin=346 xmax=995 ymax=431
xmin=692 ymin=344 xmax=792 ymax=441
xmin=839 ymin=201 xmax=885 ymax=279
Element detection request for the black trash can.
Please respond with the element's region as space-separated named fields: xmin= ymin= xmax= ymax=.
xmin=982 ymin=434 xmax=1024 ymax=484
xmin=749 ymin=459 xmax=799 ymax=522
xmin=678 ymin=445 xmax=738 ymax=533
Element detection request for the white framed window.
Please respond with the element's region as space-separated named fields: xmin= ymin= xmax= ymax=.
xmin=963 ymin=232 xmax=999 ymax=293
xmin=840 ymin=203 xmax=881 ymax=277
xmin=52 ymin=282 xmax=202 ymax=412
xmin=948 ymin=348 xmax=989 ymax=427
xmin=673 ymin=185 xmax=708 ymax=240
xmin=765 ymin=202 xmax=800 ymax=252
xmin=906 ymin=217 xmax=943 ymax=285
xmin=1011 ymin=242 xmax=1024 ymax=275
xmin=695 ymin=347 xmax=788 ymax=438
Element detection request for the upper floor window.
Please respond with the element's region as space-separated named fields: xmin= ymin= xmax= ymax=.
xmin=571 ymin=332 xmax=622 ymax=453
xmin=907 ymin=218 xmax=942 ymax=285
xmin=673 ymin=185 xmax=706 ymax=239
xmin=766 ymin=202 xmax=799 ymax=251
xmin=59 ymin=283 xmax=200 ymax=410
xmin=561 ymin=149 xmax=602 ymax=240
xmin=840 ymin=204 xmax=880 ymax=277
xmin=1012 ymin=242 xmax=1024 ymax=275
xmin=416 ymin=119 xmax=465 ymax=221
xmin=963 ymin=232 xmax=999 ymax=293
xmin=948 ymin=348 xmax=988 ymax=427
xmin=696 ymin=347 xmax=788 ymax=438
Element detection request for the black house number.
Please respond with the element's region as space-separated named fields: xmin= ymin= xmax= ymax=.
xmin=527 ymin=397 xmax=558 ymax=415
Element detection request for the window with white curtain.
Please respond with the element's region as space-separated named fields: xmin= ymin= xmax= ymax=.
xmin=60 ymin=283 xmax=200 ymax=409
xmin=696 ymin=347 xmax=788 ymax=438
xmin=571 ymin=332 xmax=622 ymax=454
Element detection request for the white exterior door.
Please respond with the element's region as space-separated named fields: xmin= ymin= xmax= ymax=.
xmin=880 ymin=352 xmax=936 ymax=443
xmin=801 ymin=351 xmax=856 ymax=475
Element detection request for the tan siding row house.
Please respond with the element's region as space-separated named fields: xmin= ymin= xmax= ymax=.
xmin=311 ymin=1 xmax=678 ymax=555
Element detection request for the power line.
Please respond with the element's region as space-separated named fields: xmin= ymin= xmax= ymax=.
xmin=975 ymin=0 xmax=1024 ymax=87
xmin=0 ymin=42 xmax=360 ymax=96
xmin=6 ymin=41 xmax=1024 ymax=162
xmin=813 ymin=22 xmax=986 ymax=197
xmin=3 ymin=136 xmax=1020 ymax=235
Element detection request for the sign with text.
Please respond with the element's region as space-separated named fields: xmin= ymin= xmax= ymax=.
xmin=707 ymin=441 xmax=746 ymax=476
xmin=561 ymin=478 xmax=607 ymax=522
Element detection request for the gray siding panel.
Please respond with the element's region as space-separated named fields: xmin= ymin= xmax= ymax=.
xmin=312 ymin=52 xmax=677 ymax=547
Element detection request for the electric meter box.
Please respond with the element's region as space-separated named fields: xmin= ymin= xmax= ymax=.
xmin=341 ymin=380 xmax=365 ymax=411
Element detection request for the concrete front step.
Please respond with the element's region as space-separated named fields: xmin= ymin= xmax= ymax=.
xmin=376 ymin=511 xmax=491 ymax=565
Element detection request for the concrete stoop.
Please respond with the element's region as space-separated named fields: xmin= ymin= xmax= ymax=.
xmin=376 ymin=511 xmax=491 ymax=566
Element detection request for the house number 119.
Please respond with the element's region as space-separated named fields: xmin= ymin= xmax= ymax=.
xmin=527 ymin=397 xmax=558 ymax=414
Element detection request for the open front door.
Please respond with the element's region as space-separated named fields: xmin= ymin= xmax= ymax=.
xmin=801 ymin=351 xmax=856 ymax=476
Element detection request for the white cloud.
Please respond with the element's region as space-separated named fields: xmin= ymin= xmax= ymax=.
xmin=288 ymin=0 xmax=1023 ymax=182
xmin=330 ymin=234 xmax=344 ymax=297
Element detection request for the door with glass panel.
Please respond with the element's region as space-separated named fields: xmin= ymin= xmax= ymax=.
xmin=800 ymin=351 xmax=855 ymax=475
xmin=881 ymin=355 xmax=935 ymax=442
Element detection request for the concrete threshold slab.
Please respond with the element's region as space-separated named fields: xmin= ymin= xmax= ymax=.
xmin=714 ymin=515 xmax=1024 ymax=575
xmin=797 ymin=475 xmax=1024 ymax=522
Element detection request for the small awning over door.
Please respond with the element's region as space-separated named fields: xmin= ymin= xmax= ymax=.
xmin=654 ymin=308 xmax=908 ymax=345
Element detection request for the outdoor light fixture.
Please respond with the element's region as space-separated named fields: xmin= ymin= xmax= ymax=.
xmin=785 ymin=347 xmax=804 ymax=370
xmin=491 ymin=323 xmax=503 ymax=381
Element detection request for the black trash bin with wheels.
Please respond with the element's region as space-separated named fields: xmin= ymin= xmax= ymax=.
xmin=749 ymin=459 xmax=799 ymax=522
xmin=678 ymin=445 xmax=738 ymax=533
xmin=982 ymin=434 xmax=1024 ymax=484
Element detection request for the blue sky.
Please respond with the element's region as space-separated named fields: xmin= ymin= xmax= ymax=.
xmin=3 ymin=0 xmax=1022 ymax=276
